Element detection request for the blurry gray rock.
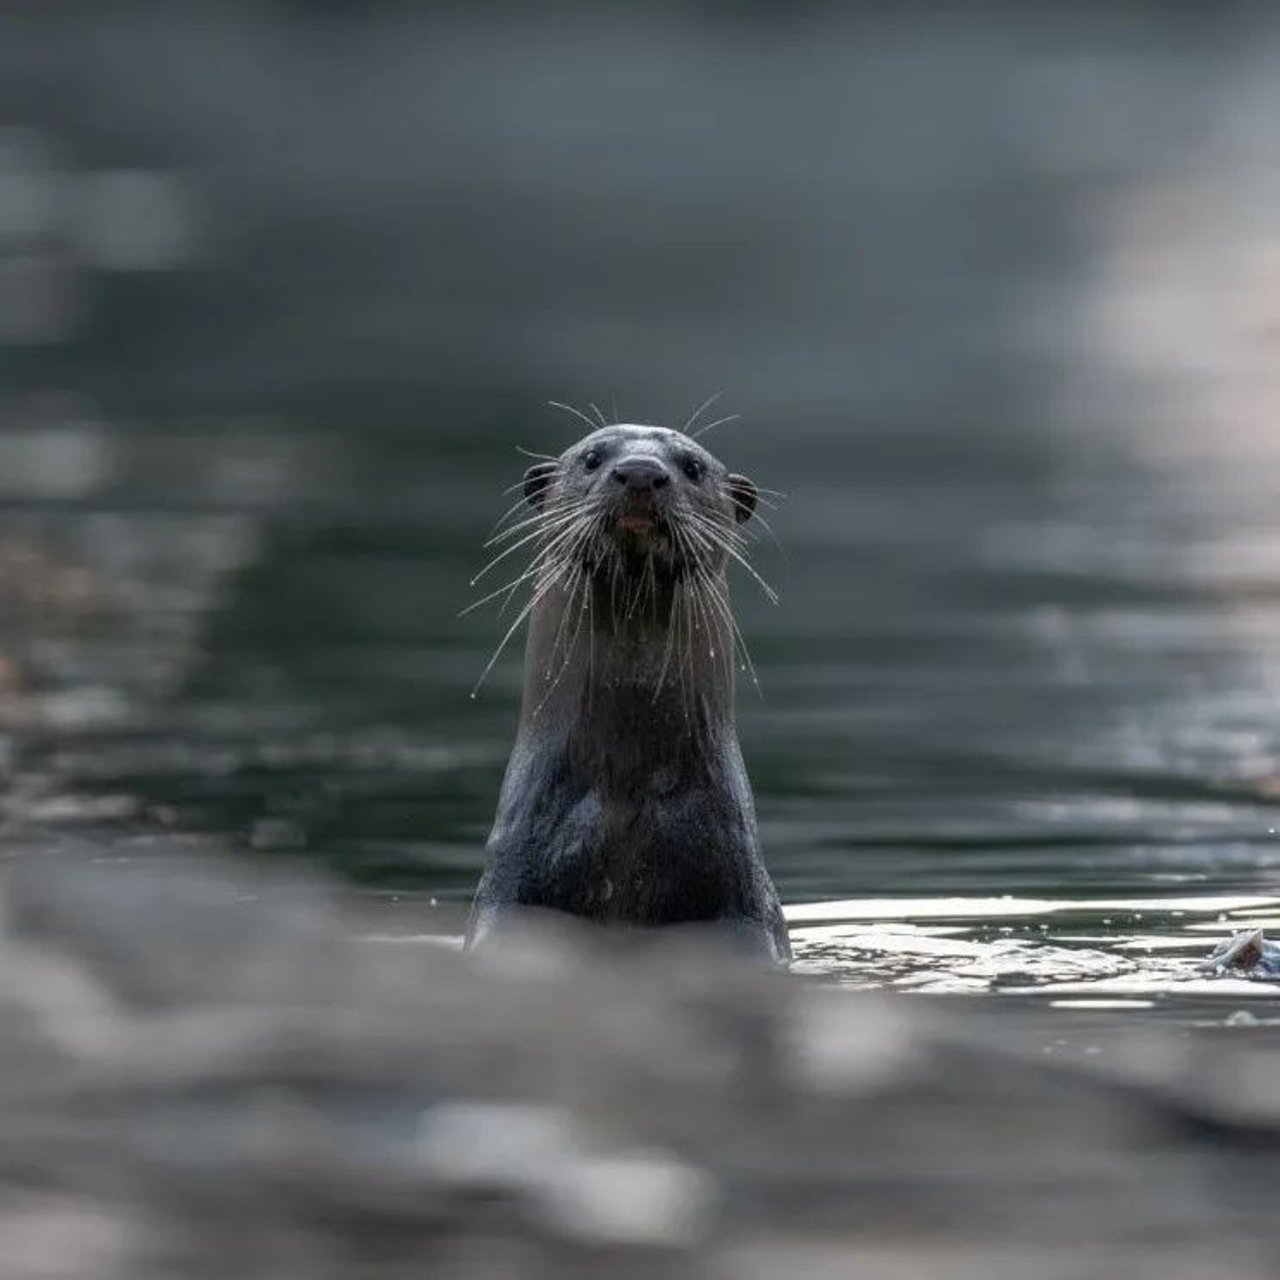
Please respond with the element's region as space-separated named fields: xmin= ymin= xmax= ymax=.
xmin=0 ymin=852 xmax=1279 ymax=1279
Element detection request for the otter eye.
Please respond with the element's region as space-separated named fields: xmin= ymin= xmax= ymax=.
xmin=583 ymin=450 xmax=602 ymax=472
xmin=682 ymin=457 xmax=704 ymax=483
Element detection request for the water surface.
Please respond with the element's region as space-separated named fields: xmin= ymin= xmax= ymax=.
xmin=5 ymin=7 xmax=1280 ymax=1022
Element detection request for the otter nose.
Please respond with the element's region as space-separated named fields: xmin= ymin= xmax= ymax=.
xmin=611 ymin=456 xmax=670 ymax=491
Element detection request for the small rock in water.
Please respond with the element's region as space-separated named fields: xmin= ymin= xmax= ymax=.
xmin=1225 ymin=1009 xmax=1260 ymax=1027
xmin=1203 ymin=928 xmax=1280 ymax=978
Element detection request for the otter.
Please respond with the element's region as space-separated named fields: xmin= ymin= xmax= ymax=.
xmin=465 ymin=421 xmax=790 ymax=964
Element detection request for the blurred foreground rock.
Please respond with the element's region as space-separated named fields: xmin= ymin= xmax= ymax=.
xmin=1 ymin=853 xmax=1279 ymax=1280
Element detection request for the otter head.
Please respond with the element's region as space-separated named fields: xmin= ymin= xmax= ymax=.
xmin=522 ymin=424 xmax=757 ymax=581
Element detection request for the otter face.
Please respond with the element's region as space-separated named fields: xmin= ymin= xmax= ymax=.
xmin=522 ymin=424 xmax=757 ymax=576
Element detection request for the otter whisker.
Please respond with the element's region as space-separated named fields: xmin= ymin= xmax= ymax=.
xmin=671 ymin=523 xmax=724 ymax=705
xmin=654 ymin=553 xmax=684 ymax=699
xmin=674 ymin=517 xmax=763 ymax=694
xmin=532 ymin=518 xmax=606 ymax=719
xmin=671 ymin=579 xmax=688 ymax=718
xmin=653 ymin=604 xmax=676 ymax=698
xmin=463 ymin=510 xmax=599 ymax=618
xmin=690 ymin=412 xmax=741 ymax=440
xmin=491 ymin=463 xmax=567 ymax=517
xmin=684 ymin=521 xmax=752 ymax=564
xmin=621 ymin=549 xmax=650 ymax=624
xmin=471 ymin=528 xmax=589 ymax=619
xmin=615 ymin=539 xmax=646 ymax=624
xmin=746 ymin=508 xmax=785 ymax=555
xmin=515 ymin=446 xmax=560 ymax=463
xmin=620 ymin=570 xmax=638 ymax=623
xmin=546 ymin=565 xmax=584 ymax=677
xmin=684 ymin=554 xmax=729 ymax=690
xmin=680 ymin=515 xmax=754 ymax=573
xmin=548 ymin=517 xmax=601 ymax=638
xmin=588 ymin=402 xmax=609 ymax=428
xmin=468 ymin=492 xmax=610 ymax=631
xmin=682 ymin=390 xmax=723 ymax=436
xmin=484 ymin=494 xmax=591 ymax=546
xmin=679 ymin=592 xmax=700 ymax=714
xmin=485 ymin=511 xmax=551 ymax=547
xmin=678 ymin=521 xmax=735 ymax=695
xmin=477 ymin=512 xmax=584 ymax=575
xmin=460 ymin=569 xmax=540 ymax=618
xmin=545 ymin=506 xmax=607 ymax=625
xmin=608 ymin=548 xmax=624 ymax=629
xmin=490 ymin=466 xmax=575 ymax=515
xmin=712 ymin=579 xmax=760 ymax=694
xmin=470 ymin=565 xmax=566 ymax=698
xmin=491 ymin=492 xmax=600 ymax=544
xmin=487 ymin=492 xmax=539 ymax=537
xmin=692 ymin=505 xmax=771 ymax=552
xmin=587 ymin=566 xmax=596 ymax=703
xmin=547 ymin=400 xmax=602 ymax=435
xmin=698 ymin=567 xmax=762 ymax=697
xmin=683 ymin=513 xmax=780 ymax=605
xmin=681 ymin=506 xmax=751 ymax=546
xmin=542 ymin=516 xmax=602 ymax=591
xmin=473 ymin=506 xmax=596 ymax=585
xmin=481 ymin=509 xmax=587 ymax=564
xmin=526 ymin=521 xmax=602 ymax=701
xmin=692 ymin=582 xmax=712 ymax=714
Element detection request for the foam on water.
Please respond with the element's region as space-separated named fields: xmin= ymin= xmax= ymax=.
xmin=787 ymin=892 xmax=1280 ymax=1006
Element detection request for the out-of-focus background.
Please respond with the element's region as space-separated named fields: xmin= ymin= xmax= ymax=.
xmin=5 ymin=2 xmax=1280 ymax=960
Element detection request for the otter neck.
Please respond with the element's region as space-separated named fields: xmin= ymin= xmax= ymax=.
xmin=519 ymin=570 xmax=736 ymax=741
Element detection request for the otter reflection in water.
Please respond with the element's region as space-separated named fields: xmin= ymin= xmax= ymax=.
xmin=465 ymin=413 xmax=790 ymax=963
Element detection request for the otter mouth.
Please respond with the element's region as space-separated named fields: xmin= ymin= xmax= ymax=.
xmin=617 ymin=513 xmax=657 ymax=534
xmin=612 ymin=495 xmax=668 ymax=541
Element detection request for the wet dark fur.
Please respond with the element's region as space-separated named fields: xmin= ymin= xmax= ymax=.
xmin=466 ymin=423 xmax=790 ymax=963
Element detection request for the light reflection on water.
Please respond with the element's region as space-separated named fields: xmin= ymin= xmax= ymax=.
xmin=787 ymin=893 xmax=1280 ymax=1005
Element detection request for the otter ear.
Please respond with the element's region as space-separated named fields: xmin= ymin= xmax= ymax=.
xmin=728 ymin=473 xmax=757 ymax=524
xmin=523 ymin=461 xmax=557 ymax=509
